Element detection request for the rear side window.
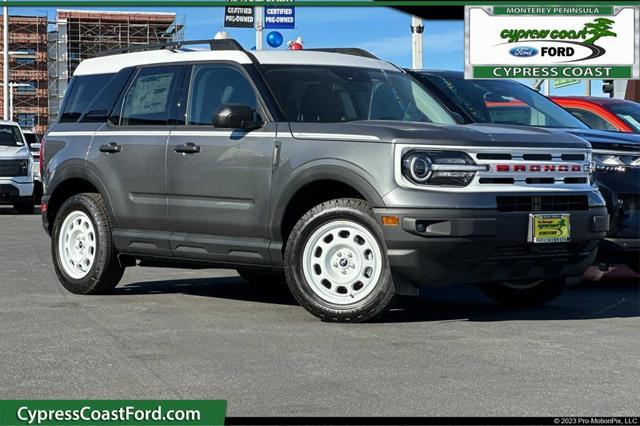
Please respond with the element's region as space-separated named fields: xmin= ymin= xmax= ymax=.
xmin=80 ymin=68 xmax=135 ymax=123
xmin=59 ymin=74 xmax=114 ymax=123
xmin=120 ymin=65 xmax=181 ymax=126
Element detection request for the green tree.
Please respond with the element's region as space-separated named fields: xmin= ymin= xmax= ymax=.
xmin=584 ymin=18 xmax=617 ymax=45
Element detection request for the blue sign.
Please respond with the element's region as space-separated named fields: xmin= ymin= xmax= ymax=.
xmin=264 ymin=6 xmax=295 ymax=29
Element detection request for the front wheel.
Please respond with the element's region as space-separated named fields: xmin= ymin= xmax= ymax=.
xmin=51 ymin=193 xmax=124 ymax=294
xmin=478 ymin=278 xmax=569 ymax=307
xmin=284 ymin=198 xmax=396 ymax=322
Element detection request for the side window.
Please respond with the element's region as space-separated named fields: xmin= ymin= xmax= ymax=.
xmin=566 ymin=108 xmax=618 ymax=131
xmin=80 ymin=67 xmax=135 ymax=123
xmin=187 ymin=65 xmax=257 ymax=126
xmin=59 ymin=74 xmax=114 ymax=123
xmin=120 ymin=65 xmax=181 ymax=126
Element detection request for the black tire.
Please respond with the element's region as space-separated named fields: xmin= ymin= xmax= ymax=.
xmin=284 ymin=198 xmax=396 ymax=322
xmin=14 ymin=201 xmax=34 ymax=215
xmin=33 ymin=181 xmax=43 ymax=205
xmin=237 ymin=268 xmax=287 ymax=287
xmin=478 ymin=278 xmax=569 ymax=307
xmin=51 ymin=193 xmax=124 ymax=295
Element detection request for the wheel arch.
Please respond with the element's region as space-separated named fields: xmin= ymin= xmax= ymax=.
xmin=271 ymin=164 xmax=385 ymax=245
xmin=46 ymin=167 xmax=117 ymax=233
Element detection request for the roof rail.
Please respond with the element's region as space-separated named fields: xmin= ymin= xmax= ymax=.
xmin=98 ymin=38 xmax=246 ymax=57
xmin=306 ymin=48 xmax=379 ymax=60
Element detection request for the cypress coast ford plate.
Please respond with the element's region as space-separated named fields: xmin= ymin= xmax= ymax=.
xmin=528 ymin=214 xmax=571 ymax=243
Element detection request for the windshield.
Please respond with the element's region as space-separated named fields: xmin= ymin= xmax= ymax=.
xmin=260 ymin=65 xmax=456 ymax=125
xmin=0 ymin=125 xmax=25 ymax=147
xmin=608 ymin=102 xmax=640 ymax=133
xmin=425 ymin=75 xmax=589 ymax=129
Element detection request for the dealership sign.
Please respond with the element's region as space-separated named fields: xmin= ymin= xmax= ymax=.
xmin=465 ymin=6 xmax=639 ymax=79
xmin=265 ymin=5 xmax=295 ymax=29
xmin=224 ymin=2 xmax=254 ymax=28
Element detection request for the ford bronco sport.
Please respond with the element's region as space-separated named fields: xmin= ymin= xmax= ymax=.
xmin=42 ymin=40 xmax=608 ymax=322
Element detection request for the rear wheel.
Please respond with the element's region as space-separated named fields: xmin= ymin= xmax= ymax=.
xmin=52 ymin=193 xmax=124 ymax=294
xmin=478 ymin=278 xmax=569 ymax=307
xmin=284 ymin=198 xmax=396 ymax=322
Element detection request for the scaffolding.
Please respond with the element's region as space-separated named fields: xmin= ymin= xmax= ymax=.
xmin=48 ymin=9 xmax=184 ymax=124
xmin=0 ymin=15 xmax=48 ymax=135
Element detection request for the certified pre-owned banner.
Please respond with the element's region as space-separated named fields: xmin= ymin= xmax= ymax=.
xmin=465 ymin=5 xmax=640 ymax=79
xmin=0 ymin=400 xmax=226 ymax=426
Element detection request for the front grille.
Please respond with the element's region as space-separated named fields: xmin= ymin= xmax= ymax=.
xmin=488 ymin=243 xmax=583 ymax=259
xmin=0 ymin=160 xmax=27 ymax=177
xmin=497 ymin=195 xmax=589 ymax=212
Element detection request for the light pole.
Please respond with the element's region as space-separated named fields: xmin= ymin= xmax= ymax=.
xmin=255 ymin=6 xmax=263 ymax=50
xmin=3 ymin=7 xmax=8 ymax=121
xmin=410 ymin=16 xmax=424 ymax=70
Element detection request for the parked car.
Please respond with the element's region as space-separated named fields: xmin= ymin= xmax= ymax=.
xmin=408 ymin=70 xmax=639 ymax=273
xmin=551 ymin=96 xmax=640 ymax=134
xmin=42 ymin=40 xmax=608 ymax=322
xmin=0 ymin=121 xmax=35 ymax=214
xmin=22 ymin=128 xmax=42 ymax=204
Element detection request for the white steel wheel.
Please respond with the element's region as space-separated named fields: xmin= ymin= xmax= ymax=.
xmin=302 ymin=219 xmax=383 ymax=305
xmin=57 ymin=210 xmax=97 ymax=280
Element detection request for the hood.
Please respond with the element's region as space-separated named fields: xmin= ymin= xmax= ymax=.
xmin=558 ymin=128 xmax=640 ymax=152
xmin=0 ymin=144 xmax=31 ymax=159
xmin=289 ymin=121 xmax=591 ymax=149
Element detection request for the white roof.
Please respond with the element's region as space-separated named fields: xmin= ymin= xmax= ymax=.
xmin=73 ymin=48 xmax=398 ymax=76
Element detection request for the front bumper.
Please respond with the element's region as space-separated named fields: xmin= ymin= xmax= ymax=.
xmin=0 ymin=180 xmax=34 ymax=204
xmin=374 ymin=207 xmax=609 ymax=288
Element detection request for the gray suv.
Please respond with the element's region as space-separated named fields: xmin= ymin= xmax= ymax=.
xmin=42 ymin=40 xmax=608 ymax=322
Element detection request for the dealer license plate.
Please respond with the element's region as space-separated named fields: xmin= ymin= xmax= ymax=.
xmin=528 ymin=214 xmax=571 ymax=244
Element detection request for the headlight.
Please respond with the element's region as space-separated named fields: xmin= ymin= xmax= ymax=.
xmin=401 ymin=150 xmax=486 ymax=187
xmin=593 ymin=150 xmax=640 ymax=172
xmin=18 ymin=159 xmax=29 ymax=176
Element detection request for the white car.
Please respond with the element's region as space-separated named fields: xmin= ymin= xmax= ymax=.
xmin=0 ymin=121 xmax=35 ymax=213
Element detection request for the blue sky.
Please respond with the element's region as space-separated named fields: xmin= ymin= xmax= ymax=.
xmin=12 ymin=5 xmax=606 ymax=96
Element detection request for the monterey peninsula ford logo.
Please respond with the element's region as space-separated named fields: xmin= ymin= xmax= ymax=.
xmin=502 ymin=18 xmax=617 ymax=62
xmin=465 ymin=5 xmax=639 ymax=80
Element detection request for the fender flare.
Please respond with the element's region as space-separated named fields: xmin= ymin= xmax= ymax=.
xmin=269 ymin=161 xmax=385 ymax=242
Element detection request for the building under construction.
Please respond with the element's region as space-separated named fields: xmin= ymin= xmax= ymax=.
xmin=0 ymin=15 xmax=48 ymax=135
xmin=48 ymin=9 xmax=183 ymax=123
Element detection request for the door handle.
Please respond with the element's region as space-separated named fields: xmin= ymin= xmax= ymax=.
xmin=99 ymin=142 xmax=121 ymax=153
xmin=175 ymin=143 xmax=201 ymax=154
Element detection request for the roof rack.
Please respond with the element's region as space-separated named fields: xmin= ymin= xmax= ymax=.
xmin=98 ymin=38 xmax=246 ymax=57
xmin=306 ymin=48 xmax=379 ymax=60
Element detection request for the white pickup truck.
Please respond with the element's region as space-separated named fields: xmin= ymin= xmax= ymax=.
xmin=0 ymin=121 xmax=35 ymax=214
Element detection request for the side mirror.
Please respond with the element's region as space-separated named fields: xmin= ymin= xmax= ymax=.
xmin=213 ymin=103 xmax=261 ymax=130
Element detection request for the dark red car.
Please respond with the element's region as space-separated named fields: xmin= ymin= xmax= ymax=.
xmin=551 ymin=96 xmax=640 ymax=134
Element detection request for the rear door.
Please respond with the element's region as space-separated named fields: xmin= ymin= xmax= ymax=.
xmin=87 ymin=64 xmax=184 ymax=257
xmin=165 ymin=63 xmax=275 ymax=264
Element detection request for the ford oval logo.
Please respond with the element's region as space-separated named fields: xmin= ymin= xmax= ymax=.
xmin=509 ymin=46 xmax=538 ymax=57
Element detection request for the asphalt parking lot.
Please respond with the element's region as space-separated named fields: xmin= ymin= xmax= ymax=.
xmin=0 ymin=208 xmax=638 ymax=417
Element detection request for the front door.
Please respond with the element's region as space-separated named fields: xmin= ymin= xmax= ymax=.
xmin=166 ymin=63 xmax=275 ymax=264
